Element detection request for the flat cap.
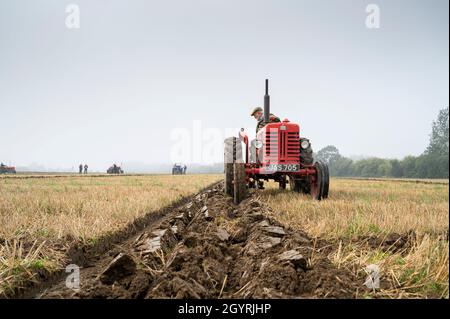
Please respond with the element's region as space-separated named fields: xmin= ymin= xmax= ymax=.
xmin=250 ymin=106 xmax=263 ymax=116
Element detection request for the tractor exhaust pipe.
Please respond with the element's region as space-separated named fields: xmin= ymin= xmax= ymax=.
xmin=264 ymin=79 xmax=270 ymax=123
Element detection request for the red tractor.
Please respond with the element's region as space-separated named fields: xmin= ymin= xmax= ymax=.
xmin=224 ymin=80 xmax=329 ymax=204
xmin=0 ymin=163 xmax=16 ymax=174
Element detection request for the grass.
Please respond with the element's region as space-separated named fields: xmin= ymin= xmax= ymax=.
xmin=260 ymin=179 xmax=448 ymax=238
xmin=0 ymin=239 xmax=63 ymax=296
xmin=0 ymin=174 xmax=221 ymax=296
xmin=259 ymin=178 xmax=449 ymax=298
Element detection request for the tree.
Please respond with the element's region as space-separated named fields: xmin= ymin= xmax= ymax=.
xmin=377 ymin=160 xmax=392 ymax=177
xmin=425 ymin=106 xmax=449 ymax=156
xmin=414 ymin=153 xmax=449 ymax=179
xmin=314 ymin=108 xmax=450 ymax=178
xmin=315 ymin=145 xmax=341 ymax=167
xmin=400 ymin=156 xmax=417 ymax=178
xmin=333 ymin=157 xmax=354 ymax=176
xmin=390 ymin=159 xmax=403 ymax=177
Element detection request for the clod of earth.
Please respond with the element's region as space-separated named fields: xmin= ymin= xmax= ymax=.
xmin=263 ymin=226 xmax=286 ymax=237
xmin=216 ymin=228 xmax=230 ymax=242
xmin=136 ymin=228 xmax=177 ymax=254
xmin=98 ymin=253 xmax=136 ymax=285
xmin=278 ymin=250 xmax=308 ymax=270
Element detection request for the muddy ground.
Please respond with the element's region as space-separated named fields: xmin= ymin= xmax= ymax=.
xmin=37 ymin=182 xmax=361 ymax=299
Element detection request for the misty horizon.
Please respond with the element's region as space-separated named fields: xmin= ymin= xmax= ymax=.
xmin=7 ymin=151 xmax=435 ymax=174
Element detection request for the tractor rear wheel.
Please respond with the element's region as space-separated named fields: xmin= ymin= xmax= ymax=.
xmin=224 ymin=136 xmax=244 ymax=201
xmin=320 ymin=161 xmax=330 ymax=199
xmin=233 ymin=162 xmax=247 ymax=204
xmin=310 ymin=161 xmax=323 ymax=200
xmin=224 ymin=163 xmax=234 ymax=196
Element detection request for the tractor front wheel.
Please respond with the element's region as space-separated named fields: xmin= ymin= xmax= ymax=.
xmin=289 ymin=176 xmax=310 ymax=194
xmin=289 ymin=176 xmax=300 ymax=192
xmin=279 ymin=175 xmax=287 ymax=189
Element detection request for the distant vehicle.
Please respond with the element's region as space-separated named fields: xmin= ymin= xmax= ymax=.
xmin=107 ymin=164 xmax=124 ymax=174
xmin=0 ymin=163 xmax=16 ymax=174
xmin=172 ymin=164 xmax=186 ymax=175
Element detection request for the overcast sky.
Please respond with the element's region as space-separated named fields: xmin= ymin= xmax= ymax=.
xmin=0 ymin=0 xmax=448 ymax=170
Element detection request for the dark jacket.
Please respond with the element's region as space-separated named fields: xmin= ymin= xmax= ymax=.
xmin=256 ymin=113 xmax=281 ymax=133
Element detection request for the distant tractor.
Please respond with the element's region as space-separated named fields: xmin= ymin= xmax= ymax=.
xmin=107 ymin=164 xmax=124 ymax=174
xmin=0 ymin=163 xmax=16 ymax=174
xmin=224 ymin=79 xmax=330 ymax=204
xmin=172 ymin=164 xmax=187 ymax=175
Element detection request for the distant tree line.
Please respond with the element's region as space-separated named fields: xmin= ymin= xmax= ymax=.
xmin=315 ymin=107 xmax=449 ymax=179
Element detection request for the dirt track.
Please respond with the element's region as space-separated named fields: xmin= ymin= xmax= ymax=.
xmin=37 ymin=182 xmax=359 ymax=299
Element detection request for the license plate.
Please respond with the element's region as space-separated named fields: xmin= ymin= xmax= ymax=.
xmin=265 ymin=164 xmax=300 ymax=172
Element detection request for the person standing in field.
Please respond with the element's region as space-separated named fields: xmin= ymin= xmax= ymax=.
xmin=79 ymin=164 xmax=83 ymax=174
xmin=84 ymin=164 xmax=88 ymax=174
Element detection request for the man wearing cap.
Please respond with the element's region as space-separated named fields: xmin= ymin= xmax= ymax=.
xmin=251 ymin=106 xmax=281 ymax=133
xmin=249 ymin=107 xmax=281 ymax=166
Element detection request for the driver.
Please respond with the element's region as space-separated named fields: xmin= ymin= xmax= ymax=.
xmin=251 ymin=106 xmax=280 ymax=133
xmin=249 ymin=107 xmax=281 ymax=163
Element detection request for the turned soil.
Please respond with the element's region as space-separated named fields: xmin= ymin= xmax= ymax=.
xmin=37 ymin=182 xmax=360 ymax=299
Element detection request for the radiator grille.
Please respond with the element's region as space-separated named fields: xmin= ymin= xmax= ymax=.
xmin=265 ymin=130 xmax=299 ymax=163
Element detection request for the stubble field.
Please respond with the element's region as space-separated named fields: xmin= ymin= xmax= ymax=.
xmin=0 ymin=174 xmax=221 ymax=297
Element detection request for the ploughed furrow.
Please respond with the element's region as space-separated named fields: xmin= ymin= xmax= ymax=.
xmin=39 ymin=182 xmax=358 ymax=299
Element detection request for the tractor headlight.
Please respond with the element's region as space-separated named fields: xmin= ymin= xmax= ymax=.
xmin=301 ymin=139 xmax=310 ymax=149
xmin=254 ymin=140 xmax=263 ymax=149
